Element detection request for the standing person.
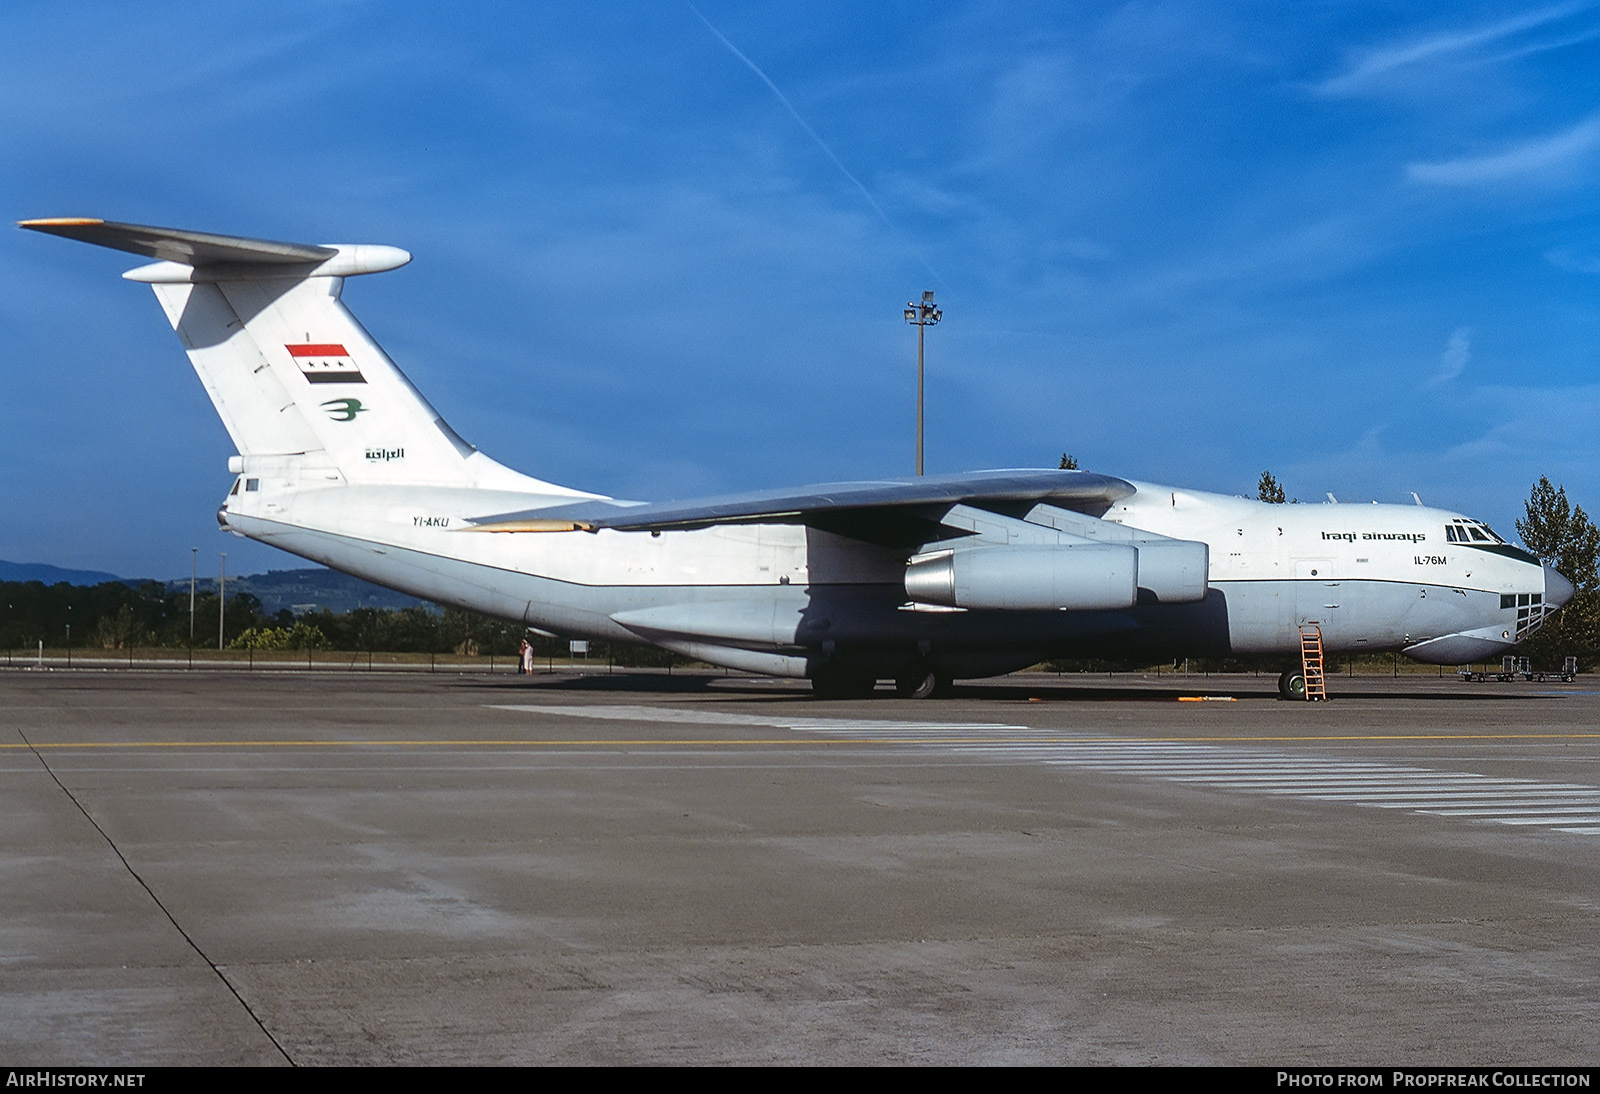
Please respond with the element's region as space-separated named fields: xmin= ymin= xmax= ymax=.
xmin=519 ymin=637 xmax=534 ymax=676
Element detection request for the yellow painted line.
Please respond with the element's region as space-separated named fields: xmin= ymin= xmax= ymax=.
xmin=3 ymin=738 xmax=835 ymax=749
xmin=1129 ymin=733 xmax=1600 ymax=742
xmin=5 ymin=732 xmax=1600 ymax=750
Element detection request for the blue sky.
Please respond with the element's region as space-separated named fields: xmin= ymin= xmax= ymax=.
xmin=6 ymin=1 xmax=1600 ymax=578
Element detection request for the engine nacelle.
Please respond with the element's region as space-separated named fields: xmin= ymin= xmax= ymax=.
xmin=905 ymin=544 xmax=1139 ymax=611
xmin=1129 ymin=538 xmax=1209 ymax=604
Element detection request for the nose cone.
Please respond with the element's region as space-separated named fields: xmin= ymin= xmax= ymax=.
xmin=1545 ymin=565 xmax=1577 ymax=609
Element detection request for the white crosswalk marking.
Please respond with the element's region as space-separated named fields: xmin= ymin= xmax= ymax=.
xmin=779 ymin=720 xmax=1600 ymax=838
xmin=491 ymin=705 xmax=1026 ymax=734
xmin=491 ymin=705 xmax=1597 ymax=837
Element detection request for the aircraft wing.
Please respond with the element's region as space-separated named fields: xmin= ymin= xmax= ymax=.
xmin=467 ymin=469 xmax=1136 ymax=541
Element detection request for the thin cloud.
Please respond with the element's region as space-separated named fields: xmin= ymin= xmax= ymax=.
xmin=1545 ymin=246 xmax=1600 ymax=272
xmin=1433 ymin=327 xmax=1472 ymax=385
xmin=1406 ymin=113 xmax=1600 ymax=185
xmin=1316 ymin=2 xmax=1591 ymax=96
xmin=877 ymin=172 xmax=971 ymax=218
xmin=1487 ymin=20 xmax=1600 ymax=63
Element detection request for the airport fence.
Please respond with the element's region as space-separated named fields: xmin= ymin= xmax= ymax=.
xmin=0 ymin=645 xmax=675 ymax=675
xmin=0 ymin=645 xmax=1547 ymax=679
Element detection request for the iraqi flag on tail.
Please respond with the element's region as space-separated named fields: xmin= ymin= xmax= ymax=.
xmin=288 ymin=343 xmax=365 ymax=384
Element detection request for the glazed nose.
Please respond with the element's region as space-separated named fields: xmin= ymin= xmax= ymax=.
xmin=1545 ymin=566 xmax=1576 ymax=609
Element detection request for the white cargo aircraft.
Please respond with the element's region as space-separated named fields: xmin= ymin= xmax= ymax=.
xmin=22 ymin=218 xmax=1574 ymax=698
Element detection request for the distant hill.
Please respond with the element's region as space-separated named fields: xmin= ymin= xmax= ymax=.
xmin=0 ymin=560 xmax=426 ymax=616
xmin=0 ymin=560 xmax=131 ymax=586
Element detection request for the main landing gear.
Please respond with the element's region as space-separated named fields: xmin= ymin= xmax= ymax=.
xmin=810 ymin=665 xmax=953 ymax=699
xmin=893 ymin=668 xmax=953 ymax=700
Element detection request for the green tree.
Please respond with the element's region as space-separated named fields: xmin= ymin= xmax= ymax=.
xmin=229 ymin=622 xmax=330 ymax=651
xmin=1058 ymin=453 xmax=1079 ymax=470
xmin=1257 ymin=470 xmax=1287 ymax=504
xmin=1515 ymin=477 xmax=1599 ymax=669
xmin=1517 ymin=478 xmax=1599 ymax=582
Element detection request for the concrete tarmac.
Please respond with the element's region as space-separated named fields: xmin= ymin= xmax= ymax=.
xmin=2 ymin=668 xmax=1597 ymax=1065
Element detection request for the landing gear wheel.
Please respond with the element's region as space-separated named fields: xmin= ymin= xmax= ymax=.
xmin=811 ymin=666 xmax=877 ymax=700
xmin=1278 ymin=669 xmax=1307 ymax=701
xmin=894 ymin=668 xmax=952 ymax=699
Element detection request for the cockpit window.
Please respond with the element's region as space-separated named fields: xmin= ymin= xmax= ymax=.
xmin=1446 ymin=519 xmax=1504 ymax=544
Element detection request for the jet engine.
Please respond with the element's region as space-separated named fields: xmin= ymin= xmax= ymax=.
xmin=905 ymin=544 xmax=1140 ymax=611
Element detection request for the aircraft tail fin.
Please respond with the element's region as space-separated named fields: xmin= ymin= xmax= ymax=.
xmin=20 ymin=218 xmax=580 ymax=494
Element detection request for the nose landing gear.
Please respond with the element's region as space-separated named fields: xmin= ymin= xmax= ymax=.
xmin=1278 ymin=669 xmax=1307 ymax=700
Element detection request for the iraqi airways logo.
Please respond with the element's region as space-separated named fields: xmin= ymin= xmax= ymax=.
xmin=320 ymin=397 xmax=367 ymax=422
xmin=288 ymin=343 xmax=365 ymax=384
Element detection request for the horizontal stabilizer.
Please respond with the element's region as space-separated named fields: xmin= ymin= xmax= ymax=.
xmin=19 ymin=217 xmax=336 ymax=266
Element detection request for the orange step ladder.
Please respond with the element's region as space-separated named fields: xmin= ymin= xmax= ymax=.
xmin=1299 ymin=625 xmax=1328 ymax=701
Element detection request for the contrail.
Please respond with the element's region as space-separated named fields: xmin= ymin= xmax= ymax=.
xmin=689 ymin=4 xmax=940 ymax=281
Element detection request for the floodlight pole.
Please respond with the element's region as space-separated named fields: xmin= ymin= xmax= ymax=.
xmin=218 ymin=552 xmax=226 ymax=651
xmin=904 ymin=290 xmax=942 ymax=476
xmin=189 ymin=547 xmax=196 ymax=660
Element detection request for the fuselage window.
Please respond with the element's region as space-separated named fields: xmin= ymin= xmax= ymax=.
xmin=245 ymin=478 xmax=259 ymax=492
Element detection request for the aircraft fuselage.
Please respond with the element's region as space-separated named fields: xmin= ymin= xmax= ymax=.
xmin=218 ymin=473 xmax=1561 ymax=680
